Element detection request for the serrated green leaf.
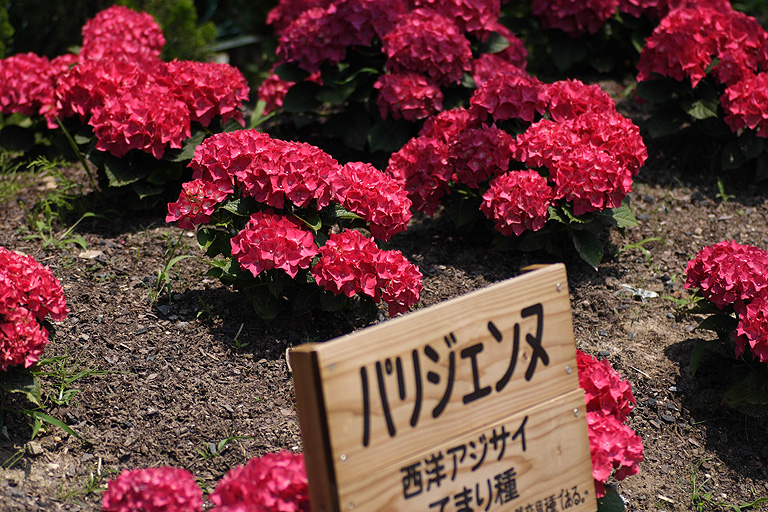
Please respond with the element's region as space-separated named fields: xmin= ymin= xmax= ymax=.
xmin=635 ymin=79 xmax=680 ymax=103
xmin=597 ymin=484 xmax=626 ymax=512
xmin=0 ymin=367 xmax=41 ymax=407
xmin=220 ymin=198 xmax=254 ymax=217
xmin=684 ymin=99 xmax=719 ymax=120
xmin=321 ymin=290 xmax=349 ymax=312
xmin=317 ymin=82 xmax=358 ymax=105
xmin=275 ymin=62 xmax=310 ymax=83
xmin=282 ymin=82 xmax=323 ymax=113
xmin=478 ymin=32 xmax=511 ymax=54
xmin=645 ymin=109 xmax=689 ymax=139
xmin=603 ymin=201 xmax=638 ymax=228
xmin=130 ymin=181 xmax=164 ymax=200
xmin=738 ymin=130 xmax=765 ymax=161
xmin=265 ymin=270 xmax=289 ymax=296
xmin=722 ymin=367 xmax=768 ymax=416
xmin=322 ymin=204 xmax=362 ymax=223
xmin=369 ymin=119 xmax=413 ymax=153
xmin=571 ymin=229 xmax=603 ymax=270
xmin=690 ymin=340 xmax=714 ymax=377
xmin=165 ymin=130 xmax=207 ymax=162
xmin=697 ymin=314 xmax=738 ymax=338
xmin=102 ymin=156 xmax=149 ymax=187
xmin=249 ymin=287 xmax=281 ymax=319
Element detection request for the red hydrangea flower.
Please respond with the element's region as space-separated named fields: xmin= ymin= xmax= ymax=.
xmin=166 ymin=60 xmax=250 ymax=127
xmin=101 ymin=467 xmax=203 ymax=512
xmin=230 ymin=211 xmax=320 ymax=279
xmin=515 ymin=111 xmax=646 ymax=215
xmin=470 ymin=53 xmax=526 ymax=87
xmin=374 ymin=73 xmax=443 ymax=121
xmin=209 ymin=451 xmax=310 ymax=512
xmin=411 ymin=0 xmax=500 ymax=35
xmin=0 ymin=53 xmax=57 ymax=118
xmin=544 ymin=79 xmax=616 ymax=122
xmin=418 ymin=107 xmax=476 ymax=143
xmin=312 ymin=229 xmax=380 ymax=298
xmin=586 ymin=411 xmax=644 ymax=498
xmin=267 ymin=0 xmax=334 ymax=36
xmin=335 ymin=162 xmax=413 ymax=241
xmin=576 ymin=349 xmax=636 ymax=422
xmin=166 ymin=178 xmax=230 ymax=230
xmin=469 ymin=72 xmax=546 ymax=123
xmin=374 ymin=249 xmax=424 ymax=316
xmin=480 ymin=170 xmax=553 ymax=236
xmin=276 ymin=6 xmax=348 ymax=73
xmin=685 ymin=241 xmax=768 ymax=309
xmin=0 ymin=247 xmax=67 ymax=371
xmin=386 ymin=136 xmax=452 ymax=215
xmin=311 ymin=230 xmax=422 ymax=315
xmin=721 ymin=73 xmax=768 ymax=137
xmin=532 ymin=0 xmax=620 ymax=37
xmin=334 ymin=0 xmax=407 ymax=45
xmin=735 ymin=291 xmax=768 ymax=365
xmin=80 ymin=5 xmax=165 ymax=63
xmin=449 ymin=124 xmax=515 ymax=188
xmin=382 ymin=8 xmax=472 ymax=86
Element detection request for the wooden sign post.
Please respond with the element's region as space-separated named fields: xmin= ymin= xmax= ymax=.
xmin=291 ymin=264 xmax=596 ymax=512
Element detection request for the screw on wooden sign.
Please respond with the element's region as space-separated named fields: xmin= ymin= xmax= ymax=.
xmin=291 ymin=264 xmax=596 ymax=512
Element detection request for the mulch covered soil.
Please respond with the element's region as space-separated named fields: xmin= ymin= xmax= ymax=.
xmin=1 ymin=134 xmax=768 ymax=510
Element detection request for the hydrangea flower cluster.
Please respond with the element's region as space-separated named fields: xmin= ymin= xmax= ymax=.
xmin=209 ymin=451 xmax=310 ymax=512
xmin=265 ymin=0 xmax=527 ymax=121
xmin=387 ymin=75 xmax=647 ymax=237
xmin=686 ymin=241 xmax=768 ymax=365
xmin=101 ymin=467 xmax=203 ymax=512
xmin=576 ymin=349 xmax=643 ymax=498
xmin=0 ymin=247 xmax=68 ymax=371
xmin=0 ymin=6 xmax=250 ymax=160
xmin=167 ymin=129 xmax=421 ymax=317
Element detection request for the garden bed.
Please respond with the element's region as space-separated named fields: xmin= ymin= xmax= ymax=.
xmin=1 ymin=133 xmax=767 ymax=511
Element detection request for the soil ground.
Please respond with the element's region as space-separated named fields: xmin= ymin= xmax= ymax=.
xmin=1 ymin=107 xmax=768 ymax=511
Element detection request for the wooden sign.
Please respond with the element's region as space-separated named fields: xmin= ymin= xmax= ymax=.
xmin=291 ymin=264 xmax=596 ymax=512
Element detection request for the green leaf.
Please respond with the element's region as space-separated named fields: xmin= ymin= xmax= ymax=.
xmin=317 ymin=81 xmax=358 ymax=105
xmin=249 ymin=288 xmax=281 ymax=319
xmin=645 ymin=109 xmax=689 ymax=139
xmin=130 ymin=181 xmax=164 ymax=200
xmin=737 ymin=130 xmax=765 ymax=161
xmin=220 ymin=197 xmax=256 ymax=217
xmin=102 ymin=156 xmax=149 ymax=187
xmin=550 ymin=34 xmax=588 ymax=73
xmin=266 ymin=270 xmax=289 ymax=296
xmin=165 ymin=130 xmax=207 ymax=162
xmin=321 ymin=290 xmax=349 ymax=312
xmin=322 ymin=204 xmax=362 ymax=223
xmin=0 ymin=125 xmax=35 ymax=152
xmin=478 ymin=32 xmax=511 ymax=54
xmin=0 ymin=367 xmax=41 ymax=407
xmin=697 ymin=314 xmax=738 ymax=339
xmin=20 ymin=410 xmax=81 ymax=439
xmin=684 ymin=98 xmax=719 ymax=120
xmin=600 ymin=200 xmax=638 ymax=229
xmin=597 ymin=484 xmax=626 ymax=512
xmin=721 ymin=140 xmax=746 ymax=170
xmin=293 ymin=210 xmax=322 ymax=232
xmin=722 ymin=366 xmax=768 ymax=416
xmin=635 ymin=79 xmax=681 ymax=104
xmin=571 ymin=229 xmax=603 ymax=270
xmin=282 ymin=82 xmax=323 ymax=112
xmin=146 ymin=163 xmax=183 ymax=185
xmin=369 ymin=119 xmax=414 ymax=153
xmin=690 ymin=340 xmax=714 ymax=377
xmin=274 ymin=62 xmax=310 ymax=83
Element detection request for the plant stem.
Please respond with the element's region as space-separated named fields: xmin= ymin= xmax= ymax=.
xmin=55 ymin=117 xmax=98 ymax=190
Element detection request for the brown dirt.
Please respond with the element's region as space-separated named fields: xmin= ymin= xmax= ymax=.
xmin=1 ymin=133 xmax=768 ymax=511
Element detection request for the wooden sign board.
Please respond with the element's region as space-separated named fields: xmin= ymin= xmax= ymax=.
xmin=291 ymin=264 xmax=596 ymax=512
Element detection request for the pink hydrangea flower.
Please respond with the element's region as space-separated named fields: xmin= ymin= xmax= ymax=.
xmin=735 ymin=291 xmax=768 ymax=365
xmin=382 ymin=8 xmax=472 ymax=86
xmin=386 ymin=136 xmax=453 ymax=215
xmin=721 ymin=73 xmax=768 ymax=137
xmin=276 ymin=6 xmax=347 ymax=73
xmin=209 ymin=452 xmax=310 ymax=512
xmin=166 ymin=60 xmax=250 ymax=127
xmin=267 ymin=0 xmax=334 ymax=36
xmin=374 ymin=72 xmax=443 ymax=122
xmin=576 ymin=349 xmax=636 ymax=422
xmin=166 ymin=178 xmax=230 ymax=230
xmin=80 ymin=5 xmax=166 ymax=63
xmin=685 ymin=241 xmax=768 ymax=309
xmin=335 ymin=162 xmax=413 ymax=241
xmin=0 ymin=53 xmax=57 ymax=118
xmin=230 ymin=211 xmax=320 ymax=279
xmin=101 ymin=467 xmax=203 ymax=512
xmin=544 ymin=79 xmax=616 ymax=122
xmin=411 ymin=0 xmax=500 ymax=35
xmin=532 ymin=0 xmax=620 ymax=37
xmin=311 ymin=230 xmax=422 ymax=315
xmin=586 ymin=411 xmax=644 ymax=498
xmin=470 ymin=53 xmax=526 ymax=87
xmin=469 ymin=72 xmax=546 ymax=123
xmin=480 ymin=170 xmax=554 ymax=237
xmin=418 ymin=107 xmax=476 ymax=144
xmin=449 ymin=124 xmax=515 ymax=188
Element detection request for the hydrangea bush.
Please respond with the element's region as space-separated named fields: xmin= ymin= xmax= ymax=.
xmin=633 ymin=2 xmax=768 ymax=179
xmin=684 ymin=240 xmax=768 ymax=414
xmin=387 ymin=76 xmax=646 ymax=267
xmin=260 ymin=0 xmax=528 ymax=155
xmin=0 ymin=5 xmax=250 ymax=207
xmin=0 ymin=247 xmax=67 ymax=371
xmin=166 ymin=129 xmax=422 ymax=319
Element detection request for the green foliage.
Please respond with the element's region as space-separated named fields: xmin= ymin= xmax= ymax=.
xmin=0 ymin=4 xmax=13 ymax=58
xmin=118 ymin=0 xmax=216 ymax=61
xmin=690 ymin=458 xmax=768 ymax=511
xmin=6 ymin=0 xmax=100 ymax=57
xmin=597 ymin=485 xmax=626 ymax=512
xmin=33 ymin=351 xmax=112 ymax=407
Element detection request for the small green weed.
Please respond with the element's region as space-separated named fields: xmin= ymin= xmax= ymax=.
xmin=690 ymin=459 xmax=768 ymax=511
xmin=619 ymin=237 xmax=663 ymax=265
xmin=715 ymin=177 xmax=735 ymax=204
xmin=33 ymin=350 xmax=112 ymax=407
xmin=57 ymin=459 xmax=114 ymax=501
xmin=152 ymin=230 xmax=195 ymax=302
xmin=196 ymin=433 xmax=253 ymax=461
